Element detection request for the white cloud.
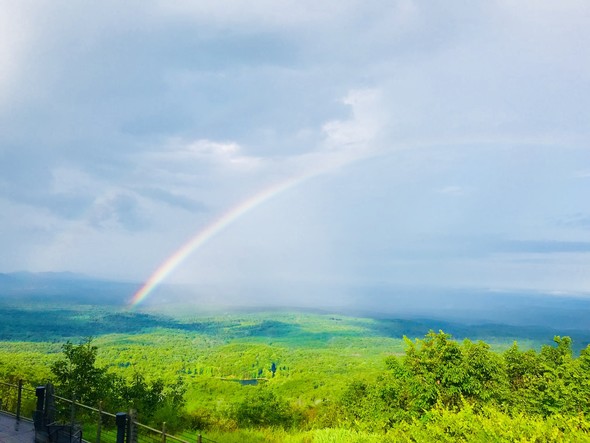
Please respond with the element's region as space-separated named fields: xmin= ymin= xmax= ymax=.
xmin=50 ymin=166 xmax=102 ymax=196
xmin=163 ymin=139 xmax=263 ymax=171
xmin=154 ymin=0 xmax=359 ymax=29
xmin=322 ymin=89 xmax=384 ymax=150
xmin=435 ymin=186 xmax=469 ymax=196
xmin=0 ymin=2 xmax=35 ymax=107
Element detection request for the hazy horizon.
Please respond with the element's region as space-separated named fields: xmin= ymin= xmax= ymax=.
xmin=3 ymin=271 xmax=590 ymax=336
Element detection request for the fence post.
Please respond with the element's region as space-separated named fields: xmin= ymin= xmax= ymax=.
xmin=70 ymin=393 xmax=77 ymax=428
xmin=198 ymin=434 xmax=202 ymax=443
xmin=161 ymin=421 xmax=167 ymax=443
xmin=35 ymin=386 xmax=45 ymax=413
xmin=127 ymin=409 xmax=137 ymax=443
xmin=115 ymin=412 xmax=127 ymax=443
xmin=33 ymin=386 xmax=46 ymax=433
xmin=96 ymin=401 xmax=102 ymax=443
xmin=45 ymin=383 xmax=56 ymax=425
xmin=16 ymin=379 xmax=23 ymax=421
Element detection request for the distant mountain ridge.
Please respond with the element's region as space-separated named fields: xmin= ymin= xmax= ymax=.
xmin=1 ymin=272 xmax=590 ymax=334
xmin=343 ymin=286 xmax=590 ymax=332
xmin=0 ymin=271 xmax=137 ymax=305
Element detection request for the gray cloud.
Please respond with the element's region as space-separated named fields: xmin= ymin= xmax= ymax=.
xmin=496 ymin=240 xmax=590 ymax=254
xmin=557 ymin=213 xmax=590 ymax=230
xmin=136 ymin=187 xmax=206 ymax=213
xmin=87 ymin=193 xmax=148 ymax=231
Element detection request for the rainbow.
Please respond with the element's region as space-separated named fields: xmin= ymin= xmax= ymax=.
xmin=129 ymin=174 xmax=310 ymax=307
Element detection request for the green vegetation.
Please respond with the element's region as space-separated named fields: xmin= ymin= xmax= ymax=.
xmin=1 ymin=304 xmax=590 ymax=441
xmin=48 ymin=338 xmax=185 ymax=425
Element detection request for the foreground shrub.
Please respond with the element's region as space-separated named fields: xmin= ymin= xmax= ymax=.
xmin=232 ymin=390 xmax=295 ymax=429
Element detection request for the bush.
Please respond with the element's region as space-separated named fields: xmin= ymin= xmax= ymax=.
xmin=232 ymin=390 xmax=294 ymax=429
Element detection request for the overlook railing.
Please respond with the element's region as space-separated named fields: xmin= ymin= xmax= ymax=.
xmin=0 ymin=380 xmax=216 ymax=443
xmin=0 ymin=379 xmax=37 ymax=421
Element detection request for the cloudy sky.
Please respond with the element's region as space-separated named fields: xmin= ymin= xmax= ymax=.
xmin=1 ymin=1 xmax=589 ymax=301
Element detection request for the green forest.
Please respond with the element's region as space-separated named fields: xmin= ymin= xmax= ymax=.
xmin=1 ymin=305 xmax=590 ymax=442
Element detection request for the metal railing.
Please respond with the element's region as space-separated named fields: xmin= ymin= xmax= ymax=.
xmin=0 ymin=380 xmax=37 ymax=421
xmin=52 ymin=394 xmax=120 ymax=443
xmin=0 ymin=380 xmax=216 ymax=443
xmin=133 ymin=419 xmax=216 ymax=443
